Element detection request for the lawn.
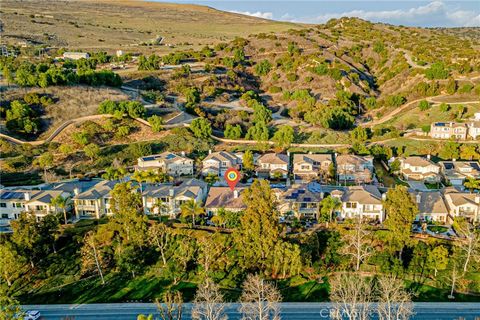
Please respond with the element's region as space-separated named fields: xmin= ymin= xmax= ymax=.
xmin=427 ymin=225 xmax=449 ymax=233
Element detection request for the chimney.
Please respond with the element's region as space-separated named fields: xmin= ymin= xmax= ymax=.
xmin=24 ymin=192 xmax=30 ymax=201
xmin=427 ymin=154 xmax=431 ymax=160
xmin=381 ymin=193 xmax=387 ymax=201
xmin=416 ymin=194 xmax=421 ymax=204
xmin=233 ymin=190 xmax=239 ymax=199
xmin=73 ymin=187 xmax=80 ymax=196
xmin=452 ymin=158 xmax=456 ymax=162
xmin=208 ymin=149 xmax=212 ymax=155
xmin=169 ymin=188 xmax=175 ymax=197
xmin=475 ymin=195 xmax=480 ymax=204
xmin=308 ymin=151 xmax=312 ymax=154
xmin=181 ymin=151 xmax=186 ymax=157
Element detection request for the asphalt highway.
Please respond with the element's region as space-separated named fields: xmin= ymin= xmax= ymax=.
xmin=21 ymin=302 xmax=480 ymax=319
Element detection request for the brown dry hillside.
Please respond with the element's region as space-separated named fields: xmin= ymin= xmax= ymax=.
xmin=0 ymin=0 xmax=297 ymax=52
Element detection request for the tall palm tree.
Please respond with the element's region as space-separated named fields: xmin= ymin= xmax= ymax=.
xmin=319 ymin=196 xmax=341 ymax=225
xmin=180 ymin=199 xmax=204 ymax=226
xmin=51 ymin=195 xmax=69 ymax=225
xmin=132 ymin=170 xmax=147 ymax=193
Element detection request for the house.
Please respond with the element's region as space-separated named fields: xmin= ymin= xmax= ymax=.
xmin=201 ymin=150 xmax=242 ymax=177
xmin=0 ymin=189 xmax=71 ymax=224
xmin=430 ymin=122 xmax=468 ymax=140
xmin=292 ymin=153 xmax=333 ymax=182
xmin=279 ymin=183 xmax=325 ymax=218
xmin=398 ymin=156 xmax=441 ymax=182
xmin=466 ymin=121 xmax=480 ymax=140
xmin=332 ymin=185 xmax=385 ymax=222
xmin=63 ymin=52 xmax=90 ymax=60
xmin=412 ymin=191 xmax=449 ymax=223
xmin=0 ymin=189 xmax=29 ymax=225
xmin=142 ymin=179 xmax=207 ymax=217
xmin=24 ymin=190 xmax=72 ymax=220
xmin=73 ymin=180 xmax=118 ymax=219
xmin=336 ymin=155 xmax=374 ymax=184
xmin=439 ymin=161 xmax=480 ymax=186
xmin=204 ymin=187 xmax=246 ymax=215
xmin=256 ymin=153 xmax=289 ymax=179
xmin=137 ymin=152 xmax=194 ymax=177
xmin=443 ymin=188 xmax=480 ymax=222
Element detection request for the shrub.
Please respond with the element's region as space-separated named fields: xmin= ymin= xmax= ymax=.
xmin=418 ymin=100 xmax=430 ymax=111
xmin=286 ymin=73 xmax=298 ymax=82
xmin=269 ymin=86 xmax=282 ymax=93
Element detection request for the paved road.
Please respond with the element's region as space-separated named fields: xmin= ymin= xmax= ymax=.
xmin=22 ymin=302 xmax=480 ymax=319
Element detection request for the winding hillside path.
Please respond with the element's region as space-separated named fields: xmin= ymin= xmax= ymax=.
xmin=361 ymin=95 xmax=480 ymax=127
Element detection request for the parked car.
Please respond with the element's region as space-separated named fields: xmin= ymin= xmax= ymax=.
xmin=24 ymin=310 xmax=41 ymax=320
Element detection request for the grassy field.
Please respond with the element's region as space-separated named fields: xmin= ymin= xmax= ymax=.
xmin=379 ymin=98 xmax=480 ymax=130
xmin=2 ymin=86 xmax=129 ymax=139
xmin=1 ymin=0 xmax=298 ymax=53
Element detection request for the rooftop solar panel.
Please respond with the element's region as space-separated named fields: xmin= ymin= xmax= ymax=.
xmin=444 ymin=163 xmax=454 ymax=170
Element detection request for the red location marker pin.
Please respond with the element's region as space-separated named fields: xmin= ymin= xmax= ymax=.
xmin=224 ymin=168 xmax=241 ymax=191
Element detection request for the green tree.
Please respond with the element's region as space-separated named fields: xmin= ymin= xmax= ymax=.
xmin=36 ymin=152 xmax=54 ymax=182
xmin=234 ymin=180 xmax=280 ymax=270
xmin=242 ymin=150 xmax=255 ymax=172
xmin=181 ymin=199 xmax=204 ymax=226
xmin=190 ymin=118 xmax=212 ymax=139
xmin=254 ymin=59 xmax=272 ymax=76
xmin=224 ymin=123 xmax=242 ymax=139
xmin=383 ymin=186 xmax=418 ymax=261
xmin=460 ymin=145 xmax=479 ymax=160
xmin=464 ymin=177 xmax=480 ymax=192
xmin=84 ymin=143 xmax=100 ymax=161
xmin=0 ymin=243 xmax=24 ymax=286
xmin=272 ymin=125 xmax=294 ymax=149
xmin=318 ymin=196 xmax=341 ymax=223
xmin=109 ymin=182 xmax=147 ymax=246
xmin=418 ymin=100 xmax=430 ymax=111
xmin=246 ymin=121 xmax=269 ymax=142
xmin=51 ymin=194 xmax=70 ymax=225
xmin=446 ymin=78 xmax=457 ymax=94
xmin=427 ymin=245 xmax=449 ymax=278
xmin=350 ymin=126 xmax=368 ymax=142
xmin=439 ymin=141 xmax=460 ymax=159
xmin=0 ymin=290 xmax=23 ymax=320
xmin=425 ymin=62 xmax=449 ymax=80
xmin=148 ymin=115 xmax=164 ymax=132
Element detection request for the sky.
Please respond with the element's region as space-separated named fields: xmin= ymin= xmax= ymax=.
xmin=154 ymin=0 xmax=480 ymax=27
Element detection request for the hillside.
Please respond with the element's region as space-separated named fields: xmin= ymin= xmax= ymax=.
xmin=0 ymin=0 xmax=297 ymax=52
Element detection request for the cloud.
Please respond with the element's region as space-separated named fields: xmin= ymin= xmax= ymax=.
xmin=229 ymin=10 xmax=273 ymax=20
xmin=279 ymin=1 xmax=479 ymax=27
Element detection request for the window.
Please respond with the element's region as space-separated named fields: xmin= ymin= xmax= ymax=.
xmin=1 ymin=214 xmax=8 ymax=219
xmin=14 ymin=203 xmax=23 ymax=208
xmin=346 ymin=202 xmax=357 ymax=209
xmin=0 ymin=203 xmax=6 ymax=208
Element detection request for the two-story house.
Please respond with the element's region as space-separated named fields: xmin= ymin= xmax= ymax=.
xmin=256 ymin=153 xmax=289 ymax=179
xmin=430 ymin=122 xmax=468 ymax=140
xmin=332 ymin=185 xmax=385 ymax=222
xmin=73 ymin=180 xmax=118 ymax=219
xmin=413 ymin=191 xmax=449 ymax=223
xmin=279 ymin=183 xmax=325 ymax=218
xmin=398 ymin=156 xmax=441 ymax=182
xmin=201 ymin=150 xmax=242 ymax=177
xmin=336 ymin=155 xmax=374 ymax=184
xmin=0 ymin=189 xmax=71 ymax=225
xmin=439 ymin=161 xmax=480 ymax=186
xmin=142 ymin=179 xmax=207 ymax=217
xmin=443 ymin=187 xmax=480 ymax=223
xmin=136 ymin=152 xmax=194 ymax=177
xmin=292 ymin=153 xmax=333 ymax=183
xmin=204 ymin=187 xmax=246 ymax=215
xmin=24 ymin=190 xmax=72 ymax=220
